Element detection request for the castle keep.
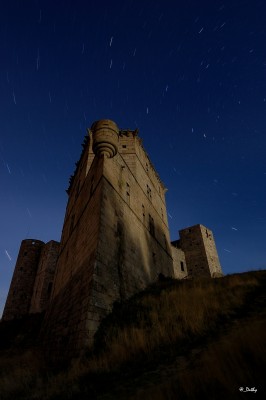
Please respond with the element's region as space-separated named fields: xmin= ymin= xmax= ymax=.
xmin=2 ymin=119 xmax=223 ymax=358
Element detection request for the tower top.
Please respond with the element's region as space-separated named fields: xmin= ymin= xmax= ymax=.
xmin=91 ymin=119 xmax=119 ymax=158
xmin=90 ymin=119 xmax=118 ymax=133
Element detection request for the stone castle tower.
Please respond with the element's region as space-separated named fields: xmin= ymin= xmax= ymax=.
xmin=2 ymin=240 xmax=59 ymax=320
xmin=2 ymin=119 xmax=223 ymax=359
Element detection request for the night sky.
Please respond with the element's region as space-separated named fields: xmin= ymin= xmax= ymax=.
xmin=1 ymin=0 xmax=265 ymax=316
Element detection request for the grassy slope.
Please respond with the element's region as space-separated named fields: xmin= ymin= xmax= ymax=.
xmin=0 ymin=270 xmax=265 ymax=400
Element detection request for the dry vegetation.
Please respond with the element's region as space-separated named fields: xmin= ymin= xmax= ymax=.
xmin=0 ymin=270 xmax=265 ymax=399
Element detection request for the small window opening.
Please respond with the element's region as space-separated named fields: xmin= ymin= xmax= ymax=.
xmin=126 ymin=182 xmax=130 ymax=204
xmin=76 ymin=180 xmax=80 ymax=198
xmin=149 ymin=214 xmax=155 ymax=237
xmin=163 ymin=234 xmax=167 ymax=249
xmin=70 ymin=214 xmax=75 ymax=232
xmin=47 ymin=282 xmax=53 ymax=295
xmin=90 ymin=175 xmax=94 ymax=196
xmin=142 ymin=204 xmax=145 ymax=223
xmin=180 ymin=261 xmax=185 ymax=272
xmin=122 ymin=145 xmax=127 ymax=148
xmin=147 ymin=184 xmax=152 ymax=200
xmin=116 ymin=221 xmax=123 ymax=237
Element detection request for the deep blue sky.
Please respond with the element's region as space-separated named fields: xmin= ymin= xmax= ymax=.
xmin=1 ymin=0 xmax=265 ymax=316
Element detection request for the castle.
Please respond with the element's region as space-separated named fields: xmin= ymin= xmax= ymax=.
xmin=2 ymin=120 xmax=223 ymax=359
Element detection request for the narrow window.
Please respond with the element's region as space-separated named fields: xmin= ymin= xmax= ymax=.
xmin=142 ymin=204 xmax=145 ymax=223
xmin=90 ymin=175 xmax=94 ymax=196
xmin=147 ymin=184 xmax=152 ymax=200
xmin=76 ymin=180 xmax=80 ymax=198
xmin=47 ymin=282 xmax=53 ymax=296
xmin=116 ymin=221 xmax=123 ymax=237
xmin=163 ymin=234 xmax=167 ymax=249
xmin=122 ymin=145 xmax=127 ymax=148
xmin=146 ymin=162 xmax=149 ymax=172
xmin=180 ymin=261 xmax=184 ymax=272
xmin=70 ymin=214 xmax=75 ymax=233
xmin=126 ymin=182 xmax=130 ymax=204
xmin=149 ymin=214 xmax=155 ymax=237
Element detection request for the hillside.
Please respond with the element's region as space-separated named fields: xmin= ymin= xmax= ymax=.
xmin=0 ymin=270 xmax=265 ymax=399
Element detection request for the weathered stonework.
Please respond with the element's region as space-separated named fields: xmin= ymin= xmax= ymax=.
xmin=171 ymin=243 xmax=188 ymax=279
xmin=2 ymin=119 xmax=223 ymax=359
xmin=179 ymin=225 xmax=223 ymax=278
xmin=30 ymin=241 xmax=60 ymax=313
xmin=2 ymin=239 xmax=59 ymax=320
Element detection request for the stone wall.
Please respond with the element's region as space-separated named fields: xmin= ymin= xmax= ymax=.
xmin=40 ymin=123 xmax=175 ymax=359
xmin=2 ymin=119 xmax=223 ymax=361
xmin=198 ymin=225 xmax=223 ymax=277
xmin=30 ymin=240 xmax=60 ymax=313
xmin=40 ymin=156 xmax=104 ymax=358
xmin=171 ymin=244 xmax=188 ymax=279
xmin=2 ymin=239 xmax=44 ymax=320
xmin=179 ymin=225 xmax=222 ymax=278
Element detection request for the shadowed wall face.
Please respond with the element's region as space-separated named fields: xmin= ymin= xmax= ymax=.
xmin=30 ymin=241 xmax=60 ymax=314
xmin=171 ymin=245 xmax=188 ymax=279
xmin=40 ymin=122 xmax=175 ymax=358
xmin=40 ymin=155 xmax=105 ymax=358
xmin=2 ymin=239 xmax=44 ymax=320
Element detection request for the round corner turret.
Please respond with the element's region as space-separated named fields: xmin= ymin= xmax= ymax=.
xmin=91 ymin=119 xmax=119 ymax=158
